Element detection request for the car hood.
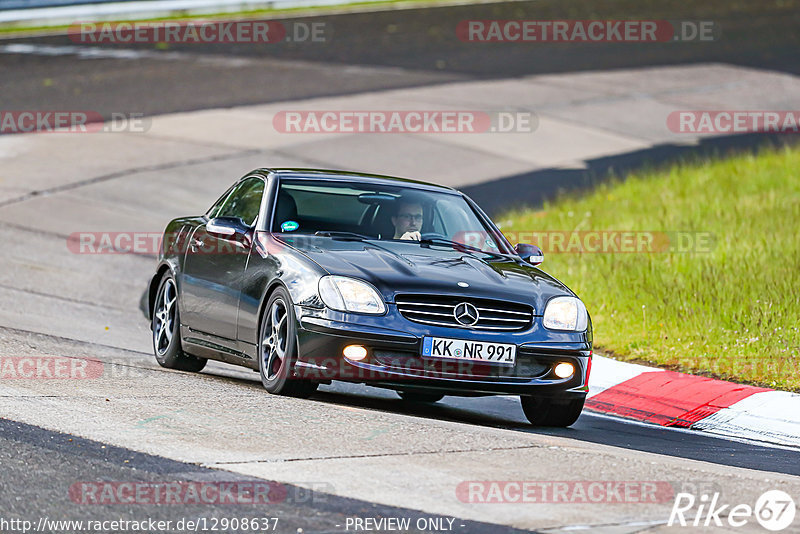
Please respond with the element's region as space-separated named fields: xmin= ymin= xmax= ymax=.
xmin=279 ymin=236 xmax=573 ymax=313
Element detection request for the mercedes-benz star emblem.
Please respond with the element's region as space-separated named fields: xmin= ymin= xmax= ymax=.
xmin=454 ymin=302 xmax=480 ymax=326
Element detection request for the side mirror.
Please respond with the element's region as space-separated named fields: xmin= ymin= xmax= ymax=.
xmin=207 ymin=217 xmax=250 ymax=239
xmin=515 ymin=243 xmax=544 ymax=266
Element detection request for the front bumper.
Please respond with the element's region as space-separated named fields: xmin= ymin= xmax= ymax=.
xmin=294 ymin=307 xmax=591 ymax=397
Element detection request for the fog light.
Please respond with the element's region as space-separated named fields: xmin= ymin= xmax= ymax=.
xmin=554 ymin=362 xmax=574 ymax=378
xmin=343 ymin=345 xmax=368 ymax=361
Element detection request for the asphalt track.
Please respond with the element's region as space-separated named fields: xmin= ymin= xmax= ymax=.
xmin=1 ymin=0 xmax=799 ymax=532
xmin=1 ymin=385 xmax=799 ymax=532
xmin=0 ymin=418 xmax=533 ymax=534
xmin=2 ymin=0 xmax=800 ymax=118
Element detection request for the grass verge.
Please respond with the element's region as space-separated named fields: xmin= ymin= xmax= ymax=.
xmin=500 ymin=145 xmax=800 ymax=391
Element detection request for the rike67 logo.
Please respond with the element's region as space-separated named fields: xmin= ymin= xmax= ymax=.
xmin=669 ymin=490 xmax=796 ymax=531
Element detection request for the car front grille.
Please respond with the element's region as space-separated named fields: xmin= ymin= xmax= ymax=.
xmin=395 ymin=295 xmax=533 ymax=331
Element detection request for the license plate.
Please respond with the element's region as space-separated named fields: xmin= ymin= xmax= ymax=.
xmin=421 ymin=337 xmax=516 ymax=365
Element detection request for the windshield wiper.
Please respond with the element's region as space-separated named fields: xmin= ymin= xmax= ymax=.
xmin=419 ymin=237 xmax=516 ymax=260
xmin=315 ymin=231 xmax=373 ymax=241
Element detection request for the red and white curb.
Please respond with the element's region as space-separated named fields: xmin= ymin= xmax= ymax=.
xmin=587 ymin=354 xmax=800 ymax=448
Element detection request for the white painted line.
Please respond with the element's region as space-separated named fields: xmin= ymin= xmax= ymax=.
xmin=0 ymin=43 xmax=181 ymax=60
xmin=693 ymin=391 xmax=800 ymax=448
xmin=543 ymin=519 xmax=668 ymax=532
xmin=583 ymin=411 xmax=800 ymax=452
xmin=0 ymin=43 xmax=256 ymax=67
xmin=0 ymin=0 xmax=379 ymax=24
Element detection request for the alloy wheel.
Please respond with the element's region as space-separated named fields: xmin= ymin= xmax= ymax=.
xmin=153 ymin=278 xmax=177 ymax=355
xmin=262 ymin=298 xmax=288 ymax=380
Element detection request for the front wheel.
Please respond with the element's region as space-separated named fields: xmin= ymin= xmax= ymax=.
xmin=258 ymin=287 xmax=318 ymax=398
xmin=152 ymin=273 xmax=207 ymax=372
xmin=520 ymin=396 xmax=585 ymax=427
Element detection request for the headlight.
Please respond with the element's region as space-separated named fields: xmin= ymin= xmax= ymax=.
xmin=318 ymin=276 xmax=386 ymax=314
xmin=543 ymin=296 xmax=588 ymax=331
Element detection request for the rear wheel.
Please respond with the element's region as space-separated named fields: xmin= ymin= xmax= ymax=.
xmin=258 ymin=287 xmax=318 ymax=398
xmin=520 ymin=396 xmax=584 ymax=427
xmin=152 ymin=274 xmax=207 ymax=372
xmin=397 ymin=391 xmax=445 ymax=403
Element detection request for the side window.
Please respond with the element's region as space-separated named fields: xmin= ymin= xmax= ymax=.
xmin=206 ymin=185 xmax=235 ymax=219
xmin=216 ymin=177 xmax=265 ymax=226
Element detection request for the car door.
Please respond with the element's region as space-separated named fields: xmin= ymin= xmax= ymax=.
xmin=180 ymin=176 xmax=266 ymax=340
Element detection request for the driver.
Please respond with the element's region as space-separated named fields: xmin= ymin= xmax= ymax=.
xmin=391 ymin=199 xmax=424 ymax=240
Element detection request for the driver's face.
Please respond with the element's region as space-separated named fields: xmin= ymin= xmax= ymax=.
xmin=392 ymin=203 xmax=423 ymax=236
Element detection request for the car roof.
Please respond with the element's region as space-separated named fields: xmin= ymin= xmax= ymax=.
xmin=257 ymin=168 xmax=459 ymax=194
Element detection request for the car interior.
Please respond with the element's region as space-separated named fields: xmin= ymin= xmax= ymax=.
xmin=271 ymin=187 xmax=440 ymax=239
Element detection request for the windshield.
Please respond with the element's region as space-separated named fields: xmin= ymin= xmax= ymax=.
xmin=271 ymin=179 xmax=514 ymax=254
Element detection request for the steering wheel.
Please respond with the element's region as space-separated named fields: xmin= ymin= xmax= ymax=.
xmin=420 ymin=232 xmax=447 ymax=240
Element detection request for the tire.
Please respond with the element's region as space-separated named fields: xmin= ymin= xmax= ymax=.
xmin=152 ymin=273 xmax=207 ymax=372
xmin=520 ymin=395 xmax=585 ymax=427
xmin=258 ymin=287 xmax=318 ymax=398
xmin=397 ymin=391 xmax=445 ymax=403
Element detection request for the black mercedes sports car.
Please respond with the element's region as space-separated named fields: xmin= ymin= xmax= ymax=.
xmin=148 ymin=169 xmax=592 ymax=426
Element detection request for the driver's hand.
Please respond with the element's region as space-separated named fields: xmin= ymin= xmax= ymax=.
xmin=400 ymin=231 xmax=421 ymax=241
